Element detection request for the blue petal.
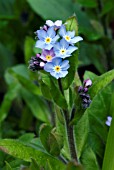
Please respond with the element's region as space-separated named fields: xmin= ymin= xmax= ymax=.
xmin=54 ymin=42 xmax=61 ymax=51
xmin=59 ymin=25 xmax=66 ymax=37
xmin=35 ymin=40 xmax=45 ymax=49
xmin=59 ymin=71 xmax=68 ymax=78
xmin=47 ymin=26 xmax=56 ymax=38
xmin=45 ymin=44 xmax=53 ymax=50
xmin=52 ymin=35 xmax=60 ymax=42
xmin=50 ymin=71 xmax=60 ymax=79
xmin=70 ymin=36 xmax=83 ymax=44
xmin=37 ymin=30 xmax=47 ymax=40
xmin=67 ymin=31 xmax=75 ymax=38
xmin=44 ymin=63 xmax=54 ymax=72
xmin=60 ymin=60 xmax=70 ymax=70
xmin=67 ymin=46 xmax=78 ymax=54
xmin=52 ymin=57 xmax=62 ymax=65
xmin=60 ymin=39 xmax=69 ymax=49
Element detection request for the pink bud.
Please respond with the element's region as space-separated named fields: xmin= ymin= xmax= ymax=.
xmin=84 ymin=79 xmax=92 ymax=88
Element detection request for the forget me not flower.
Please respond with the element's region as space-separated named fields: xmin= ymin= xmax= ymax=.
xmin=59 ymin=25 xmax=83 ymax=45
xmin=40 ymin=48 xmax=55 ymax=62
xmin=35 ymin=26 xmax=59 ymax=50
xmin=44 ymin=57 xmax=70 ymax=79
xmin=54 ymin=38 xmax=77 ymax=58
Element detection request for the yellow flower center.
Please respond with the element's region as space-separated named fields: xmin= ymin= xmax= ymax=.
xmin=65 ymin=35 xmax=70 ymax=41
xmin=46 ymin=55 xmax=52 ymax=61
xmin=54 ymin=66 xmax=61 ymax=72
xmin=60 ymin=49 xmax=66 ymax=55
xmin=45 ymin=37 xmax=51 ymax=44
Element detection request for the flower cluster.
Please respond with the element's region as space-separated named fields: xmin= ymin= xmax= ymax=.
xmin=78 ymin=79 xmax=92 ymax=109
xmin=29 ymin=20 xmax=83 ymax=79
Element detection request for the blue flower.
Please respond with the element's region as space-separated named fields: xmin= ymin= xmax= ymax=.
xmin=44 ymin=57 xmax=70 ymax=79
xmin=35 ymin=26 xmax=59 ymax=50
xmin=54 ymin=38 xmax=77 ymax=58
xmin=59 ymin=25 xmax=83 ymax=45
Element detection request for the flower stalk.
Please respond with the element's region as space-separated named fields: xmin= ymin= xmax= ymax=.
xmin=58 ymin=79 xmax=78 ymax=163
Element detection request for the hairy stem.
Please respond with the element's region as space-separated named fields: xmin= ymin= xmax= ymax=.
xmin=58 ymin=79 xmax=78 ymax=163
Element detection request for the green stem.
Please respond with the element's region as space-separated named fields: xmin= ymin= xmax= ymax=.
xmin=58 ymin=79 xmax=78 ymax=163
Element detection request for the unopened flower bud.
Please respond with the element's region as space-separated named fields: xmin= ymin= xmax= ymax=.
xmin=84 ymin=79 xmax=92 ymax=88
xmin=83 ymin=87 xmax=88 ymax=93
xmin=78 ymin=86 xmax=83 ymax=93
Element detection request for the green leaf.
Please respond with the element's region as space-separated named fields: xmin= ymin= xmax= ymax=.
xmin=55 ymin=105 xmax=70 ymax=160
xmin=79 ymin=42 xmax=106 ymax=73
xmin=0 ymin=83 xmax=20 ymax=123
xmin=20 ymin=87 xmax=50 ymax=123
xmin=5 ymin=161 xmax=12 ymax=170
xmin=45 ymin=160 xmax=53 ymax=170
xmin=102 ymin=92 xmax=114 ymax=170
xmin=75 ymin=85 xmax=112 ymax=162
xmin=0 ymin=0 xmax=16 ymax=19
xmin=40 ymin=81 xmax=52 ymax=100
xmin=89 ymin=69 xmax=114 ymax=98
xmin=7 ymin=66 xmax=42 ymax=96
xmin=0 ymin=139 xmax=65 ymax=170
xmin=84 ymin=71 xmax=98 ymax=82
xmin=81 ymin=147 xmax=99 ymax=170
xmin=0 ymin=43 xmax=14 ymax=76
xmin=19 ymin=133 xmax=35 ymax=144
xmin=50 ymin=79 xmax=68 ymax=109
xmin=24 ymin=36 xmax=35 ymax=65
xmin=76 ymin=0 xmax=97 ymax=8
xmin=40 ymin=124 xmax=63 ymax=156
xmin=27 ymin=0 xmax=74 ymax=20
xmin=101 ymin=0 xmax=114 ymax=16
xmin=30 ymin=159 xmax=40 ymax=170
xmin=62 ymin=16 xmax=79 ymax=89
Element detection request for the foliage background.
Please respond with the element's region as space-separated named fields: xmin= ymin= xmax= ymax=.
xmin=0 ymin=0 xmax=114 ymax=169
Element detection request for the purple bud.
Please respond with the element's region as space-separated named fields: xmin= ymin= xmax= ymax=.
xmin=83 ymin=87 xmax=88 ymax=93
xmin=82 ymin=98 xmax=88 ymax=103
xmin=80 ymin=93 xmax=86 ymax=98
xmin=84 ymin=79 xmax=92 ymax=88
xmin=36 ymin=53 xmax=41 ymax=58
xmin=78 ymin=86 xmax=83 ymax=93
xmin=28 ymin=56 xmax=46 ymax=71
xmin=85 ymin=94 xmax=90 ymax=100
xmin=40 ymin=25 xmax=48 ymax=31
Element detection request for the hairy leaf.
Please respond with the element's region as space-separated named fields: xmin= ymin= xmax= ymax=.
xmin=0 ymin=139 xmax=65 ymax=170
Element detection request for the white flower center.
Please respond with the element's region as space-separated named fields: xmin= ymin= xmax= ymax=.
xmin=60 ymin=48 xmax=66 ymax=55
xmin=64 ymin=35 xmax=71 ymax=41
xmin=46 ymin=55 xmax=52 ymax=61
xmin=45 ymin=37 xmax=52 ymax=44
xmin=54 ymin=65 xmax=61 ymax=72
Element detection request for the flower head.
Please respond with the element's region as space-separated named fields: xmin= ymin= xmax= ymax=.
xmin=44 ymin=57 xmax=70 ymax=79
xmin=46 ymin=20 xmax=62 ymax=28
xmin=35 ymin=26 xmax=59 ymax=50
xmin=40 ymin=48 xmax=55 ymax=62
xmin=59 ymin=25 xmax=83 ymax=45
xmin=54 ymin=38 xmax=77 ymax=58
